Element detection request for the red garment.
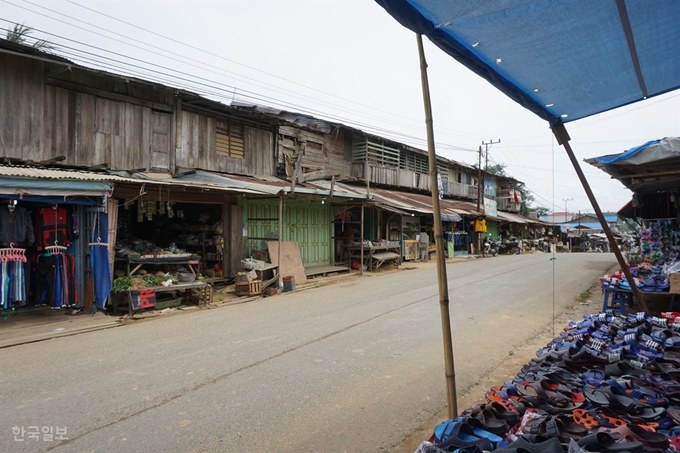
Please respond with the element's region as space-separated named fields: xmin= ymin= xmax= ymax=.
xmin=36 ymin=206 xmax=72 ymax=250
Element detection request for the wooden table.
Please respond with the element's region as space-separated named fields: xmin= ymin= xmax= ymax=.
xmin=127 ymin=256 xmax=201 ymax=276
xmin=344 ymin=245 xmax=401 ymax=272
xmin=601 ymin=286 xmax=680 ymax=314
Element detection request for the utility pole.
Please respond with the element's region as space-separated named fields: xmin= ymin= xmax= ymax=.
xmin=476 ymin=145 xmax=482 ymax=213
xmin=482 ymin=139 xmax=501 ymax=173
xmin=562 ymin=198 xmax=573 ymax=223
xmin=480 ymin=139 xmax=501 ymax=215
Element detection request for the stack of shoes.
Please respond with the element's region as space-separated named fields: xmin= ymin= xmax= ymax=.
xmin=418 ymin=311 xmax=680 ymax=453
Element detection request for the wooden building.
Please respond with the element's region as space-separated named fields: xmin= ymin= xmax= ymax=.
xmin=0 ymin=38 xmax=532 ymax=276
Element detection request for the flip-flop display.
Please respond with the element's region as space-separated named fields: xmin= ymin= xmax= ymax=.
xmin=600 ymin=263 xmax=674 ymax=293
xmin=416 ymin=312 xmax=680 ymax=453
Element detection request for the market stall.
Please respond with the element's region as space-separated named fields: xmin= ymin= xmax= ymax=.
xmin=109 ymin=182 xmax=239 ymax=314
xmin=0 ymin=168 xmax=117 ymax=321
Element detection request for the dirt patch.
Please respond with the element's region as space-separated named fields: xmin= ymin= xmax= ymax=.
xmin=392 ymin=265 xmax=617 ymax=453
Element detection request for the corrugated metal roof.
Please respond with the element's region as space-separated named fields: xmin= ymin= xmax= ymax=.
xmin=497 ymin=211 xmax=530 ymax=224
xmin=0 ymin=165 xmax=136 ymax=183
xmin=0 ymin=166 xmax=271 ymax=195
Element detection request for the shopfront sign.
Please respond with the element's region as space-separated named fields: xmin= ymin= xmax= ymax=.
xmin=483 ymin=197 xmax=498 ymax=217
xmin=129 ymin=288 xmax=156 ymax=310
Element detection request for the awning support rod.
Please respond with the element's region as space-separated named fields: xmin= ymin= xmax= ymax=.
xmin=551 ymin=121 xmax=647 ymax=312
xmin=417 ymin=33 xmax=458 ymax=418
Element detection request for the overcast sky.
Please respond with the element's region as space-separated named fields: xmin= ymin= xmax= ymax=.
xmin=3 ymin=0 xmax=679 ymax=213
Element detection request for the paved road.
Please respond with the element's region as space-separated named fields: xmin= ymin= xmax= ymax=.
xmin=0 ymin=253 xmax=615 ymax=453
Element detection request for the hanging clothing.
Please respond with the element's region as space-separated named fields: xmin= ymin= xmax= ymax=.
xmin=36 ymin=206 xmax=72 ymax=250
xmin=474 ymin=219 xmax=487 ymax=233
xmin=0 ymin=206 xmax=34 ymax=247
xmin=91 ymin=212 xmax=111 ymax=311
xmin=30 ymin=253 xmax=78 ymax=308
xmin=0 ymin=260 xmax=27 ymax=311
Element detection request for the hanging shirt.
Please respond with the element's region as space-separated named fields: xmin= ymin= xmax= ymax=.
xmin=0 ymin=206 xmax=35 ymax=247
xmin=36 ymin=206 xmax=72 ymax=250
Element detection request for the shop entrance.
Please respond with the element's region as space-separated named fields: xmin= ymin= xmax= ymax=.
xmin=114 ymin=201 xmax=225 ymax=283
xmin=0 ymin=199 xmax=90 ymax=320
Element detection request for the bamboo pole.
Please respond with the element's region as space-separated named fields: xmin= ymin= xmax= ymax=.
xmin=551 ymin=121 xmax=647 ymax=312
xmin=360 ymin=201 xmax=365 ymax=276
xmin=417 ymin=34 xmax=458 ymax=418
xmin=278 ymin=193 xmax=283 ymax=289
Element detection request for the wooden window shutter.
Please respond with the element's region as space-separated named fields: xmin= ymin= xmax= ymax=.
xmin=216 ymin=120 xmax=244 ymax=159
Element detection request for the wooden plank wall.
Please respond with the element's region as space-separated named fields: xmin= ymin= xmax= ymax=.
xmin=1 ymin=55 xmax=174 ymax=170
xmin=278 ymin=125 xmax=351 ymax=178
xmin=0 ymin=54 xmax=45 ymax=161
xmin=177 ymin=111 xmax=273 ymax=175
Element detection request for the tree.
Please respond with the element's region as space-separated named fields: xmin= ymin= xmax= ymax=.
xmin=5 ymin=24 xmax=57 ymax=52
xmin=485 ymin=163 xmax=507 ymax=176
xmin=529 ymin=205 xmax=550 ymax=217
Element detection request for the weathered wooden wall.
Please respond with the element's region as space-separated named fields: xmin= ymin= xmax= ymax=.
xmin=278 ymin=125 xmax=351 ymax=178
xmin=1 ymin=55 xmax=277 ymax=175
xmin=176 ymin=111 xmax=274 ymax=175
xmin=1 ymin=54 xmax=174 ymax=170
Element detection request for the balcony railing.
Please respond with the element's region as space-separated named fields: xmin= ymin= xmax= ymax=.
xmin=352 ymin=161 xmax=476 ymax=200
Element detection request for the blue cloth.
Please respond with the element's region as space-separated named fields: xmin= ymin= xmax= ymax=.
xmin=91 ymin=212 xmax=111 ymax=311
xmin=375 ymin=0 xmax=680 ymax=125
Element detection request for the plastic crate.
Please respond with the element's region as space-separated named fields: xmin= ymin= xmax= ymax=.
xmin=153 ymin=297 xmax=183 ymax=310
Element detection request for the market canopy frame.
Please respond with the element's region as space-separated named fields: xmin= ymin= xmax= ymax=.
xmin=375 ymin=0 xmax=680 ymax=416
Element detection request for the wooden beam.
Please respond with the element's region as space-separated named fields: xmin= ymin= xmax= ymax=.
xmin=45 ymin=78 xmax=173 ymax=113
xmin=35 ymin=156 xmax=66 ymax=166
xmin=86 ymin=163 xmax=110 ymax=171
xmin=612 ymin=169 xmax=680 ymax=179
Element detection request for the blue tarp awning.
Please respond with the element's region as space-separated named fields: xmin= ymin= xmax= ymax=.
xmin=375 ymin=0 xmax=680 ymax=125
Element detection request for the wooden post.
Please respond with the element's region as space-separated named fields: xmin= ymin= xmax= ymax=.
xmin=360 ymin=201 xmax=365 ymax=276
xmin=278 ymin=193 xmax=283 ymax=289
xmin=173 ymin=97 xmax=182 ymax=175
xmin=417 ymin=33 xmax=458 ymax=418
xmin=551 ymin=121 xmax=648 ymax=312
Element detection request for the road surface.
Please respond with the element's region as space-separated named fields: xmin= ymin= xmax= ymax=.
xmin=0 ymin=253 xmax=616 ymax=452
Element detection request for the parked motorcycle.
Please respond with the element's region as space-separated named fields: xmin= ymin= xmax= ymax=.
xmin=482 ymin=236 xmax=499 ymax=257
xmin=498 ymin=239 xmax=522 ymax=255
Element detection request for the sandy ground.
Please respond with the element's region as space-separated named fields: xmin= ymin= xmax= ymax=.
xmin=392 ymin=263 xmax=619 ymax=453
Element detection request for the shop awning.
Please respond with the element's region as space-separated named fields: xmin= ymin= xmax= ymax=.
xmin=185 ymin=170 xmax=364 ymax=199
xmin=496 ymin=211 xmax=530 ymax=224
xmin=441 ymin=212 xmax=462 ymax=222
xmin=586 ymin=137 xmax=680 ymax=193
xmin=375 ymin=1 xmax=680 ymax=125
xmin=0 ymin=168 xmax=113 ymax=198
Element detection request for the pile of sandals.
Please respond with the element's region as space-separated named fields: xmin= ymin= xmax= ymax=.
xmin=600 ymin=264 xmax=670 ymax=292
xmin=416 ymin=311 xmax=680 ymax=453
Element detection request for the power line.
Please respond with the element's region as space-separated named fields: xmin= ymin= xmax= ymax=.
xmin=50 ymin=0 xmax=494 ymax=142
xmin=0 ymin=19 xmax=477 ymax=154
xmin=8 ymin=0 xmax=486 ymax=143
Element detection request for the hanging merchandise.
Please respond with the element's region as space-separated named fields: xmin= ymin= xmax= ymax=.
xmin=72 ymin=209 xmax=80 ymax=239
xmin=158 ymin=200 xmax=165 ymax=215
xmin=0 ymin=203 xmax=34 ymax=247
xmin=146 ymin=200 xmax=154 ymax=221
xmin=35 ymin=205 xmax=72 ymax=250
xmin=167 ymin=201 xmax=174 ymax=218
xmin=0 ymin=202 xmax=28 ymax=318
xmin=137 ymin=199 xmax=144 ymax=223
xmin=31 ymin=250 xmax=77 ymax=309
xmin=90 ymin=212 xmax=111 ymax=311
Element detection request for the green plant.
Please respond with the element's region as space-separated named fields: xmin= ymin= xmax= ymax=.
xmin=112 ymin=277 xmax=131 ymax=293
xmin=6 ymin=23 xmax=58 ymax=52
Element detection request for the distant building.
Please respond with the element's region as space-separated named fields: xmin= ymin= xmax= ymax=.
xmin=541 ymin=212 xmax=577 ymax=223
